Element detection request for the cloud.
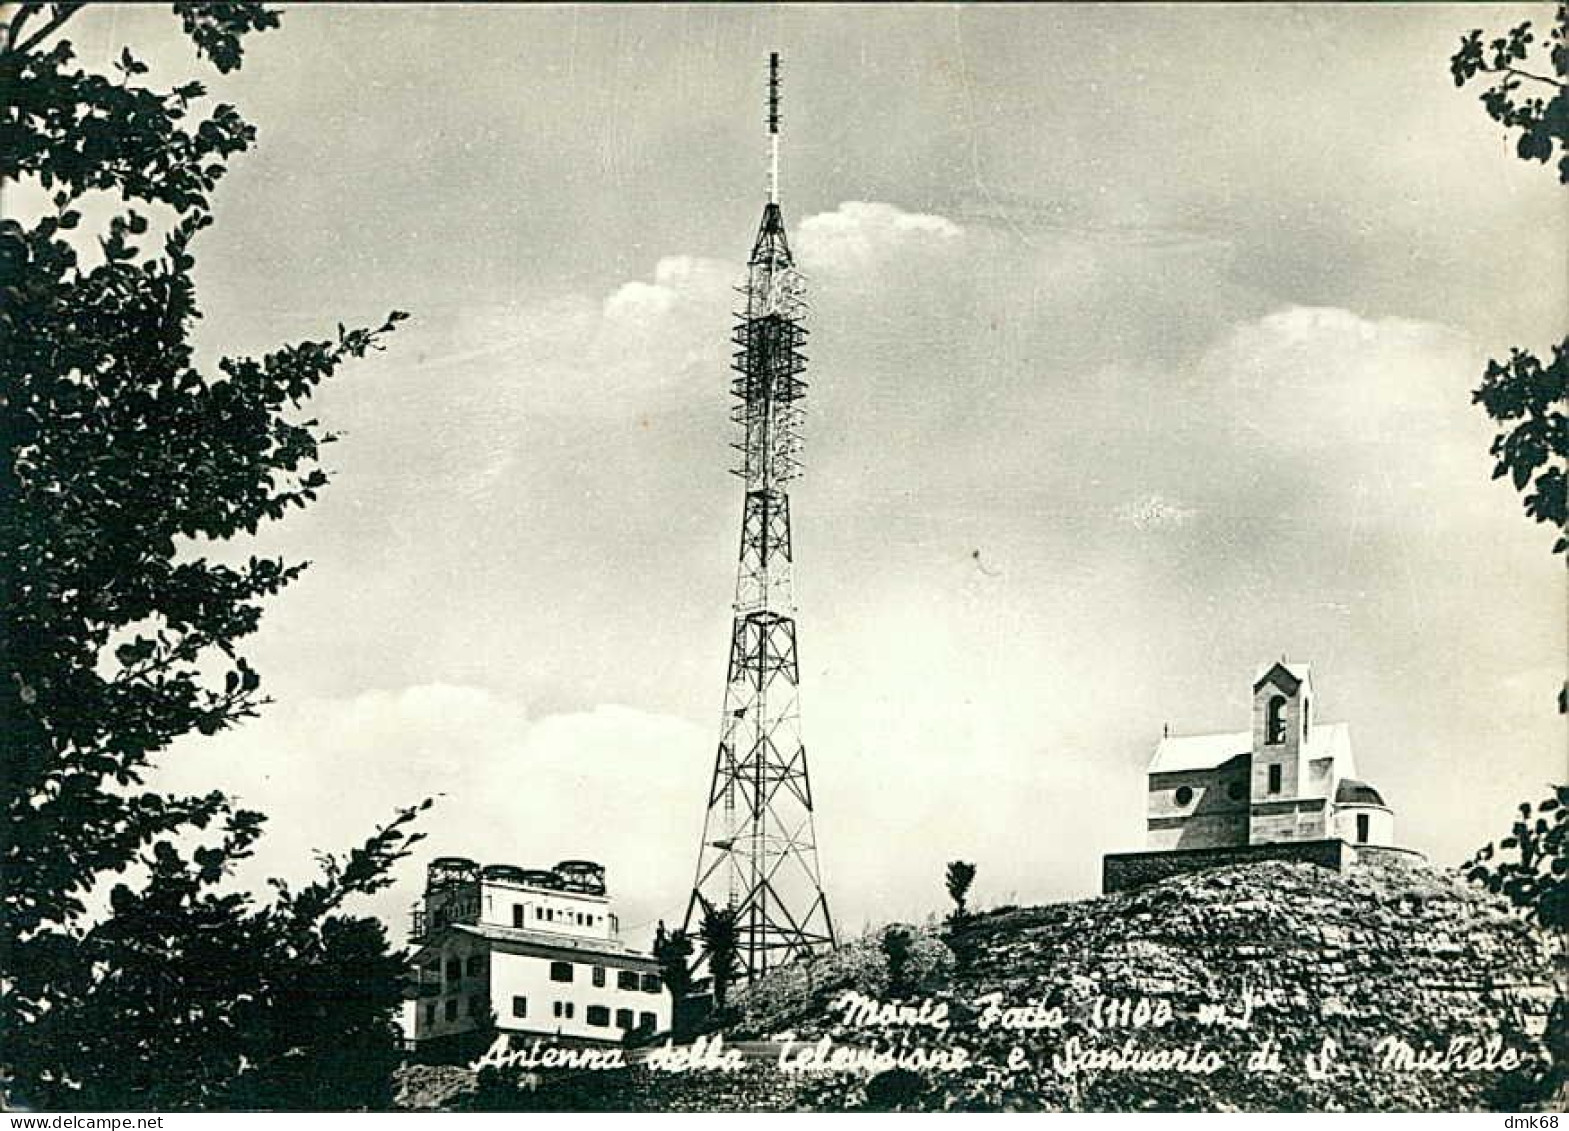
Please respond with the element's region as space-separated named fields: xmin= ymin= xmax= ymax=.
xmin=1185 ymin=305 xmax=1493 ymax=522
xmin=796 ymin=201 xmax=962 ymax=276
xmin=388 ymin=205 xmax=964 ymax=434
xmin=147 ymin=686 xmax=710 ymax=942
xmin=1113 ymin=493 xmax=1197 ymax=531
xmin=601 ymin=255 xmax=733 ymax=327
xmin=397 ymin=255 xmax=737 ymax=425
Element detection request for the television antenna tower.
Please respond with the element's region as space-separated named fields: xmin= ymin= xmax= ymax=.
xmin=683 ymin=52 xmax=835 ymax=982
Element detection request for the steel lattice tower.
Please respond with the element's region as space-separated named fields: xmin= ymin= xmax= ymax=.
xmin=684 ymin=53 xmax=834 ymax=981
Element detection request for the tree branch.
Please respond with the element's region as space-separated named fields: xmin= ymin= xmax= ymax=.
xmin=1479 ymin=61 xmax=1568 ymax=90
xmin=4 ymin=3 xmax=47 ymax=50
xmin=12 ymin=1 xmax=87 ymax=56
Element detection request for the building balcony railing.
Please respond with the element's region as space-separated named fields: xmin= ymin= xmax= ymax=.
xmin=408 ymin=902 xmax=483 ymax=945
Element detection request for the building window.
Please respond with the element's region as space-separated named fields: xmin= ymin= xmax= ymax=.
xmin=424 ymin=1002 xmax=436 ymax=1025
xmin=512 ymin=996 xmax=528 ymax=1018
xmin=617 ymin=970 xmax=639 ymax=991
xmin=535 ymin=906 xmax=543 ymax=920
xmin=466 ymin=955 xmax=485 ymax=977
xmin=513 ymin=905 xmax=525 ymax=928
xmin=552 ymin=1001 xmax=562 ymax=1018
xmin=639 ymin=1011 xmax=657 ymax=1031
xmin=565 ymin=1002 xmax=574 ymax=1019
xmin=445 ymin=999 xmax=458 ymax=1022
xmin=550 ymin=961 xmax=574 ymax=983
xmin=1266 ymin=696 xmax=1287 ymax=745
xmin=1302 ymin=698 xmax=1311 ymax=740
xmin=641 ymin=974 xmax=662 ymax=994
xmin=1174 ymin=785 xmax=1194 ymax=807
xmin=1268 ymin=764 xmax=1282 ymax=794
xmin=587 ymin=1005 xmax=611 ymax=1028
xmin=445 ymin=956 xmax=462 ymax=983
xmin=593 ymin=966 xmax=606 ymax=988
xmin=616 ymin=1008 xmax=634 ymax=1029
xmin=546 ymin=908 xmax=555 ymax=922
xmin=1356 ymin=813 xmax=1370 ymax=843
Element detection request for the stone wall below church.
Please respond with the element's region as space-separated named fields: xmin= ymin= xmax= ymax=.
xmin=1103 ymin=837 xmax=1355 ymax=894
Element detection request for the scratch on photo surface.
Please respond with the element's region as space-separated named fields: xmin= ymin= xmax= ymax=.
xmin=951 ymin=8 xmax=1032 ymax=251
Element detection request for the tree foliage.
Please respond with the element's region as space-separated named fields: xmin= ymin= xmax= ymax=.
xmin=1464 ymin=787 xmax=1569 ymax=932
xmin=1472 ymin=342 xmax=1569 ymax=556
xmin=652 ymin=919 xmax=694 ymax=1001
xmin=1450 ymin=6 xmax=1569 ymax=183
xmin=880 ymin=925 xmax=914 ymax=997
xmin=944 ymin=860 xmax=977 ymax=925
xmin=698 ymin=902 xmax=739 ymax=1010
xmin=2 ymin=2 xmax=419 ymax=1109
xmin=1450 ymin=6 xmax=1569 ymax=559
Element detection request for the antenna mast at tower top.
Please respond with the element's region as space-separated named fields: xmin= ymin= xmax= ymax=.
xmin=767 ymin=51 xmax=781 ymax=204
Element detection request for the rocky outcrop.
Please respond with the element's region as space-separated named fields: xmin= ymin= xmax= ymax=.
xmin=395 ymin=859 xmax=1563 ymax=1111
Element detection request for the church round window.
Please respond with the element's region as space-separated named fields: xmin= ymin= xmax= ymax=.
xmin=1228 ymin=781 xmax=1245 ymax=801
xmin=1175 ymin=786 xmax=1194 ymax=806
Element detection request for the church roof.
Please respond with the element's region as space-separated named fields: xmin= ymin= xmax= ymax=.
xmin=1148 ymin=729 xmax=1251 ymax=774
xmin=1335 ymin=778 xmax=1386 ymax=807
xmin=1148 ymin=722 xmax=1355 ymax=776
xmin=1253 ymin=660 xmax=1312 ymax=694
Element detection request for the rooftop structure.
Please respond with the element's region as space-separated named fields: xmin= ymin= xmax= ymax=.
xmin=405 ymin=856 xmax=668 ymax=1053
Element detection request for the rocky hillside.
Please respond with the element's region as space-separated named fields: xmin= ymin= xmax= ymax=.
xmin=400 ymin=858 xmax=1564 ymax=1112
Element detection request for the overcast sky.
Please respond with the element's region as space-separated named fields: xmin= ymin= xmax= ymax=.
xmin=53 ymin=3 xmax=1566 ymax=942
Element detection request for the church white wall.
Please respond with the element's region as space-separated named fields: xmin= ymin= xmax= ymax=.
xmin=1335 ymin=804 xmax=1394 ymax=847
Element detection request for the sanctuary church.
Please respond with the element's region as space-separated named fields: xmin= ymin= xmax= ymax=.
xmin=1147 ymin=660 xmax=1393 ymax=851
xmin=1104 ymin=660 xmax=1413 ymax=893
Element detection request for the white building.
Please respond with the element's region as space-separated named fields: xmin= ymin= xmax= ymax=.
xmin=1145 ymin=660 xmax=1396 ymax=851
xmin=405 ymin=857 xmax=670 ymax=1052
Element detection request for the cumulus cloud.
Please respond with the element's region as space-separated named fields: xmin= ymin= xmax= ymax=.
xmin=401 ymin=254 xmax=737 ymax=424
xmin=1185 ymin=305 xmax=1493 ymax=520
xmin=389 ymin=206 xmax=963 ymax=433
xmin=601 ymin=255 xmax=734 ymax=327
xmin=148 ymin=686 xmax=709 ymax=939
xmin=796 ymin=201 xmax=962 ymax=276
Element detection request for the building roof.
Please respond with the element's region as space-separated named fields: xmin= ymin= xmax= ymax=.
xmin=415 ymin=922 xmax=660 ymax=972
xmin=1335 ymin=778 xmax=1386 ymax=807
xmin=1148 ymin=722 xmax=1355 ymax=776
xmin=1305 ymin=723 xmax=1356 ymax=779
xmin=1148 ymin=730 xmax=1251 ymax=775
xmin=1253 ymin=660 xmax=1312 ymax=694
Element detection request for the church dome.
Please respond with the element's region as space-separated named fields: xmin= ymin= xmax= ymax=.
xmin=1335 ymin=779 xmax=1386 ymax=807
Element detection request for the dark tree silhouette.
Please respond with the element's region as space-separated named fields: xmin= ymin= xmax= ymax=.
xmin=652 ymin=919 xmax=695 ymax=1001
xmin=698 ymin=902 xmax=740 ymax=1011
xmin=881 ymin=925 xmax=914 ymax=997
xmin=1465 ymin=787 xmax=1569 ymax=931
xmin=1450 ymin=5 xmax=1568 ymax=560
xmin=945 ymin=860 xmax=977 ymax=925
xmin=1 ymin=2 xmax=420 ymax=1109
